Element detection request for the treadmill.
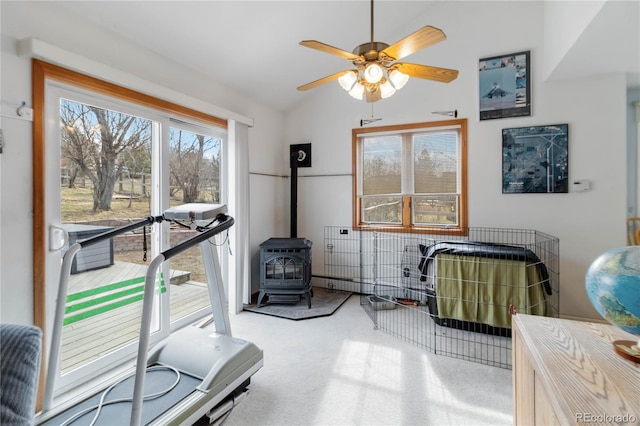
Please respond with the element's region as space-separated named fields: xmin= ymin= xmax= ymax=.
xmin=36 ymin=204 xmax=263 ymax=425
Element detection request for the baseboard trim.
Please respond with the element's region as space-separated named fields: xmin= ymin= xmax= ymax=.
xmin=310 ymin=276 xmax=608 ymax=325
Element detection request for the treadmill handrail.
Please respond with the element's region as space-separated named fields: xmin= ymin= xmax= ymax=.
xmin=130 ymin=214 xmax=234 ymax=426
xmin=75 ymin=215 xmax=164 ymax=249
xmin=41 ymin=215 xmax=163 ymax=413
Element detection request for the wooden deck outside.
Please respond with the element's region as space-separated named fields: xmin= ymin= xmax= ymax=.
xmin=61 ymin=261 xmax=210 ymax=372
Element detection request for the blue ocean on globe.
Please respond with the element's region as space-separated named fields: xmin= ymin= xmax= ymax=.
xmin=586 ymin=246 xmax=640 ymax=337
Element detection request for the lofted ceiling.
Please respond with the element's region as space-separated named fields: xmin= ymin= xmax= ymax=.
xmin=545 ymin=0 xmax=640 ymax=88
xmin=51 ymin=0 xmax=445 ymax=111
xmin=14 ymin=1 xmax=640 ymax=111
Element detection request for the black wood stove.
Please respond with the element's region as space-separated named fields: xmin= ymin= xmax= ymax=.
xmin=257 ymin=238 xmax=312 ymax=308
xmin=257 ymin=144 xmax=313 ymax=308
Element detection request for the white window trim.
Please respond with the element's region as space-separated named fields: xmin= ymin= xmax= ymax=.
xmin=45 ymin=82 xmax=174 ymax=393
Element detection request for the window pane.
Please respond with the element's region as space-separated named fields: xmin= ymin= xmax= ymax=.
xmin=362 ymin=196 xmax=402 ymax=224
xmin=59 ymin=98 xmax=154 ymax=374
xmin=413 ymin=195 xmax=458 ymax=226
xmin=169 ymin=128 xmax=221 ymax=204
xmin=354 ymin=119 xmax=466 ymax=231
xmin=168 ymin=127 xmax=223 ymax=323
xmin=413 ymin=132 xmax=458 ymax=194
xmin=362 ymin=136 xmax=402 ymax=195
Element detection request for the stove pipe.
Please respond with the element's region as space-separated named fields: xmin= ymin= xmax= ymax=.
xmin=290 ymin=151 xmax=299 ymax=238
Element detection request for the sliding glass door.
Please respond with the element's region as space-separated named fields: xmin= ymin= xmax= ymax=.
xmin=44 ymin=81 xmax=226 ymax=394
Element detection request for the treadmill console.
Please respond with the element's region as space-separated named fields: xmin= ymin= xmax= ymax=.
xmin=163 ymin=203 xmax=228 ymax=221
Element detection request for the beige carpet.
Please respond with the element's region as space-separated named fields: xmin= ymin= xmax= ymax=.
xmin=217 ymin=293 xmax=513 ymax=425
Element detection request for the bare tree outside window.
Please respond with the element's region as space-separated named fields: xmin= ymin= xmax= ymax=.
xmin=169 ymin=128 xmax=221 ymax=203
xmin=60 ymin=99 xmax=151 ymax=212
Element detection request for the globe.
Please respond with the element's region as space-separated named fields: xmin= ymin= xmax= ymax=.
xmin=586 ymin=246 xmax=640 ymax=339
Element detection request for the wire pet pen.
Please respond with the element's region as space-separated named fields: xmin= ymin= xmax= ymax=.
xmin=323 ymin=226 xmax=559 ymax=369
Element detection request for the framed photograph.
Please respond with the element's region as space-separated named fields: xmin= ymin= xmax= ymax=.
xmin=479 ymin=50 xmax=530 ymax=120
xmin=502 ymin=124 xmax=568 ymax=193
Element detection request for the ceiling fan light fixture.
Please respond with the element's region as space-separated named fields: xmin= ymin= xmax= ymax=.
xmin=389 ymin=69 xmax=409 ymax=90
xmin=379 ymin=80 xmax=396 ymax=98
xmin=348 ymin=82 xmax=365 ymax=100
xmin=338 ymin=70 xmax=358 ymax=91
xmin=363 ymin=63 xmax=383 ymax=84
xmin=297 ymin=0 xmax=458 ymax=102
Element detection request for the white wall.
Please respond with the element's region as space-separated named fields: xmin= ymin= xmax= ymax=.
xmin=0 ymin=37 xmax=35 ymax=324
xmin=0 ymin=1 xmax=285 ymax=323
xmin=543 ymin=0 xmax=605 ymax=79
xmin=285 ymin=1 xmax=629 ymax=321
xmin=629 ymin=88 xmax=640 ymax=217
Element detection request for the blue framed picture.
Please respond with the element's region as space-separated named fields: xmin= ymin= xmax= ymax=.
xmin=479 ymin=50 xmax=531 ymax=120
xmin=502 ymin=124 xmax=568 ymax=193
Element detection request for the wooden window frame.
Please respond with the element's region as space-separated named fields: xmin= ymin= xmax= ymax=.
xmin=351 ymin=118 xmax=468 ymax=235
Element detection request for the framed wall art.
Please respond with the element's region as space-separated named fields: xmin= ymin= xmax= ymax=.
xmin=479 ymin=50 xmax=531 ymax=120
xmin=502 ymin=124 xmax=568 ymax=194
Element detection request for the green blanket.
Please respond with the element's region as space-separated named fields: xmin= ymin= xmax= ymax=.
xmin=435 ymin=254 xmax=549 ymax=329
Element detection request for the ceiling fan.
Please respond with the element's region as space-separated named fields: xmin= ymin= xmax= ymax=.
xmin=297 ymin=0 xmax=459 ymax=102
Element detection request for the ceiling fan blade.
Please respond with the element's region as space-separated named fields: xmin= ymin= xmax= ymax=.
xmin=297 ymin=70 xmax=354 ymax=91
xmin=395 ymin=62 xmax=459 ymax=83
xmin=300 ymin=40 xmax=360 ymax=60
xmin=381 ymin=25 xmax=447 ymax=61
